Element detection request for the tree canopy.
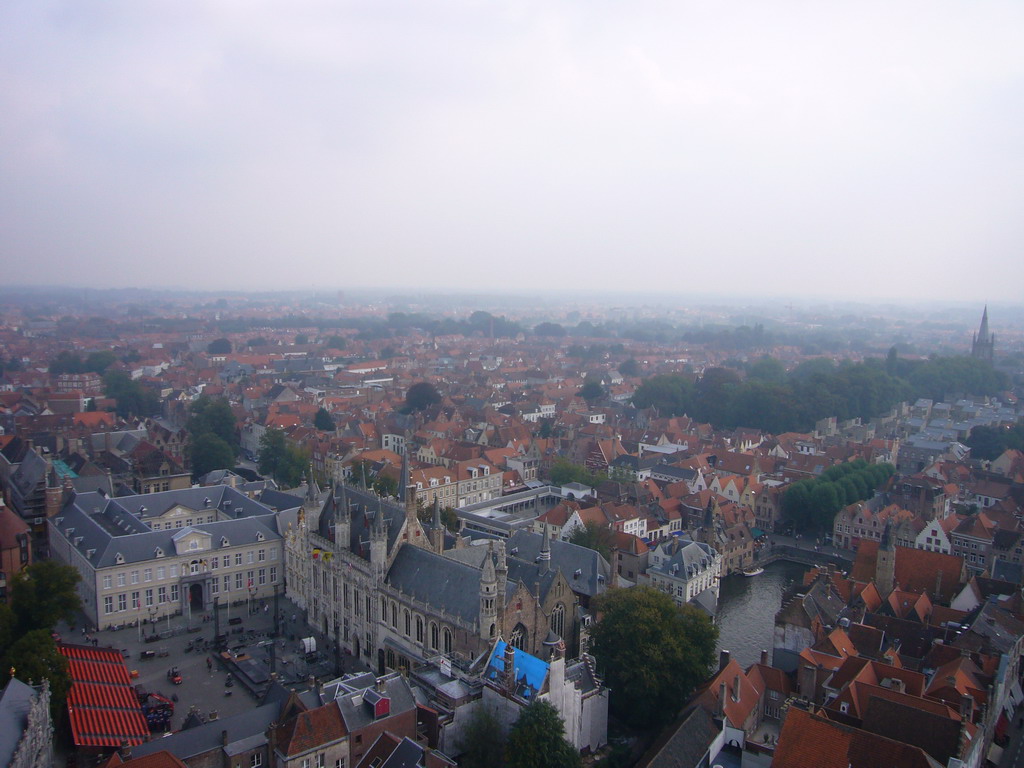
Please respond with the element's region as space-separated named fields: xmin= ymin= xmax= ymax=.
xmin=405 ymin=381 xmax=442 ymax=412
xmin=458 ymin=706 xmax=506 ymax=768
xmin=206 ymin=337 xmax=232 ymax=354
xmin=966 ymin=422 xmax=1024 ymax=461
xmin=258 ymin=429 xmax=308 ymax=487
xmin=188 ymin=396 xmax=238 ymax=451
xmin=578 ymin=380 xmax=606 ymax=403
xmin=548 ymin=458 xmax=606 ymax=488
xmin=103 ymin=370 xmax=160 ymax=418
xmin=590 ymin=586 xmax=718 ymax=728
xmin=567 ymin=521 xmax=614 ymax=562
xmin=631 ymin=355 xmax=1005 ymax=434
xmin=781 ymin=459 xmax=895 ymax=532
xmin=190 ymin=433 xmax=236 ymax=478
xmin=314 ymin=407 xmax=336 ymax=432
xmin=505 ymin=700 xmax=581 ymax=768
xmin=9 ymin=560 xmax=82 ymax=635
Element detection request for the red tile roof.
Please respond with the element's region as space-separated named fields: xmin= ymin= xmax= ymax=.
xmin=59 ymin=643 xmax=150 ymax=748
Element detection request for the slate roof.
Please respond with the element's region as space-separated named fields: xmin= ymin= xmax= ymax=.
xmin=635 ymin=704 xmax=720 ymax=768
xmin=483 ymin=641 xmax=549 ymax=701
xmin=505 ymin=529 xmax=610 ymax=599
xmin=131 ymin=702 xmax=280 ymax=760
xmin=50 ymin=487 xmax=281 ymax=569
xmin=387 ymin=545 xmax=482 ymax=625
xmin=0 ymin=678 xmax=39 ymax=768
xmin=316 ymin=484 xmax=407 ymax=559
xmin=331 ymin=674 xmax=417 ymax=734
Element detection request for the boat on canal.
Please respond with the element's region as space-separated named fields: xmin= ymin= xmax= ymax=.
xmin=741 ymin=567 xmax=764 ymax=577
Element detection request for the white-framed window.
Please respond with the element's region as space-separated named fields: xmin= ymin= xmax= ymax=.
xmin=158 ymin=586 xmax=167 ymax=603
xmin=144 ymin=568 xmax=153 ymax=582
xmin=270 ymin=547 xmax=278 ymax=561
xmin=118 ymin=594 xmax=127 ymax=611
xmin=145 ymin=589 xmax=154 ymax=607
xmin=157 ymin=566 xmax=165 ymax=580
xmin=270 ymin=566 xmax=277 ymax=584
xmin=235 ymin=553 xmax=243 ymax=566
xmin=104 ymin=596 xmax=113 ymax=614
xmin=103 ymin=575 xmax=112 ymax=590
xmin=170 ymin=584 xmax=179 ymax=602
xmin=258 ymin=549 xmax=266 ymax=562
xmin=251 ymin=753 xmax=263 ymax=768
xmin=170 ymin=565 xmax=178 ymax=578
xmin=315 ymin=754 xmax=324 ymax=768
xmin=211 ymin=556 xmax=219 ymax=569
xmin=247 ymin=551 xmax=254 ymax=564
xmin=235 ymin=573 xmax=243 ymax=590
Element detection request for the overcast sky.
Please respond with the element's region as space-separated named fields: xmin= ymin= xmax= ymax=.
xmin=2 ymin=1 xmax=1022 ymax=302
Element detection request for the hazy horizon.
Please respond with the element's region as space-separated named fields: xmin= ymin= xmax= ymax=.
xmin=3 ymin=1 xmax=1023 ymax=302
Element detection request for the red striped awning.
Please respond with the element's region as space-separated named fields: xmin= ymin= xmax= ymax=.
xmin=59 ymin=643 xmax=149 ymax=748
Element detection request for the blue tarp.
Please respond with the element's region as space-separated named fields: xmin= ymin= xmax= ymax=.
xmin=484 ymin=641 xmax=549 ymax=700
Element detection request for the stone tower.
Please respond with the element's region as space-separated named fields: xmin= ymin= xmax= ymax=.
xmin=876 ymin=521 xmax=896 ymax=597
xmin=971 ymin=306 xmax=995 ymax=362
xmin=479 ymin=542 xmax=498 ymax=640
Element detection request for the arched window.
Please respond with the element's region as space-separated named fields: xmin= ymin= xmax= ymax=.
xmin=430 ymin=622 xmax=439 ymax=650
xmin=510 ymin=623 xmax=527 ymax=651
xmin=404 ymin=609 xmax=411 ymax=636
xmin=551 ymin=603 xmax=565 ymax=638
xmin=489 ymin=622 xmax=496 ymax=638
xmin=443 ymin=627 xmax=453 ymax=654
xmin=391 ymin=602 xmax=398 ymax=628
xmin=416 ymin=616 xmax=424 ymax=643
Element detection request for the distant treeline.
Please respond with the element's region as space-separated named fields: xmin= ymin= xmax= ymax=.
xmin=631 ymin=354 xmax=1006 ymax=434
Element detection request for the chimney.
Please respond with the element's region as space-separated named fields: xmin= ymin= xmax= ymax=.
xmin=221 ymin=729 xmax=229 ymax=747
xmin=718 ymin=682 xmax=727 ymax=719
xmin=760 ymin=649 xmax=769 ymax=666
xmin=119 ymin=742 xmax=132 ymax=761
xmin=732 ymin=675 xmax=741 ymax=703
xmin=960 ymin=694 xmax=973 ymax=721
xmin=719 ymin=649 xmax=731 ymax=672
xmin=503 ymin=643 xmax=516 ymax=692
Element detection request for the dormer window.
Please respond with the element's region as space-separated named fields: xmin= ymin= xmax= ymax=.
xmin=155 ymin=547 xmax=164 ymax=558
xmin=256 ymin=532 xmax=265 ymax=542
xmin=221 ymin=537 xmax=230 ymax=547
xmin=115 ymin=553 xmax=125 ymax=564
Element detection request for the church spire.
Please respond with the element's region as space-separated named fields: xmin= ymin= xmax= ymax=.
xmin=539 ymin=522 xmax=552 ymax=573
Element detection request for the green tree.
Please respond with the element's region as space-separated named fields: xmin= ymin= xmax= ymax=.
xmin=190 ymin=433 xmax=236 ymax=478
xmin=314 ymin=407 xmax=336 ymax=432
xmin=747 ymin=356 xmax=786 ymax=385
xmin=505 ymin=700 xmax=580 ymax=768
xmin=0 ymin=630 xmax=70 ymax=720
xmin=103 ymin=370 xmax=160 ymax=418
xmin=458 ymin=705 xmax=506 ymax=768
xmin=405 ymin=381 xmax=441 ymax=412
xmin=294 ymin=333 xmax=309 ymax=345
xmin=567 ymin=521 xmax=614 ymax=561
xmin=533 ymin=322 xmax=567 ymax=338
xmin=84 ymin=350 xmax=117 ymax=373
xmin=10 ymin=560 xmax=82 ymax=635
xmin=207 ymin=338 xmax=232 ymax=354
xmin=578 ymin=380 xmax=606 ymax=403
xmin=548 ymin=458 xmax=605 ymax=488
xmin=49 ymin=351 xmax=85 ymax=375
xmin=188 ymin=396 xmax=239 ymax=451
xmin=618 ymin=358 xmax=640 ymax=377
xmin=258 ymin=429 xmax=308 ymax=487
xmin=324 ymin=335 xmax=347 ymax=350
xmin=590 ymin=586 xmax=718 ymax=728
xmin=247 ymin=337 xmax=268 ymax=348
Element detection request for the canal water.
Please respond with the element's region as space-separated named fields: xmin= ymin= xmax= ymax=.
xmin=715 ymin=560 xmax=809 ymax=669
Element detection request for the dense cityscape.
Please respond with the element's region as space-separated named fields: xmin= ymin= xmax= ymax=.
xmin=1 ymin=292 xmax=1023 ymax=768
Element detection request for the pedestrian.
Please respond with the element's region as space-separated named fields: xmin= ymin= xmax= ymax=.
xmin=264 ymin=605 xmax=268 ymax=615
xmin=207 ymin=657 xmax=213 ymax=672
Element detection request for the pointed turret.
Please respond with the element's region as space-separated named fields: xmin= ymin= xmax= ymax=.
xmin=334 ymin=482 xmax=351 ymax=550
xmin=305 ymin=466 xmax=320 ymax=503
xmin=431 ymin=496 xmax=445 ymax=554
xmin=971 ymin=306 xmax=995 ymax=362
xmin=398 ymin=451 xmax=410 ymax=503
xmin=539 ymin=522 xmax=551 ymax=574
xmin=479 ymin=543 xmax=498 ymax=639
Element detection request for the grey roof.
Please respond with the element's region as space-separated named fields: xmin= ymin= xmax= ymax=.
xmin=505 ymin=530 xmax=610 ymax=599
xmin=131 ymin=701 xmax=279 ymax=760
xmin=638 ymin=704 xmax=720 ymax=768
xmin=50 ymin=486 xmax=281 ymax=570
xmin=380 ymin=736 xmax=426 ymax=768
xmin=648 ymin=539 xmax=718 ymax=582
xmin=0 ymin=678 xmax=39 ymax=768
xmin=331 ymin=674 xmax=417 ymax=733
xmin=316 ymin=483 xmax=406 ymax=560
xmin=387 ymin=546 xmax=482 ymax=625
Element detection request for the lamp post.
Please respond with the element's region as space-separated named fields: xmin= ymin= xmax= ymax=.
xmin=148 ymin=606 xmax=157 ymax=641
xmin=248 ymin=583 xmax=256 ymax=617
